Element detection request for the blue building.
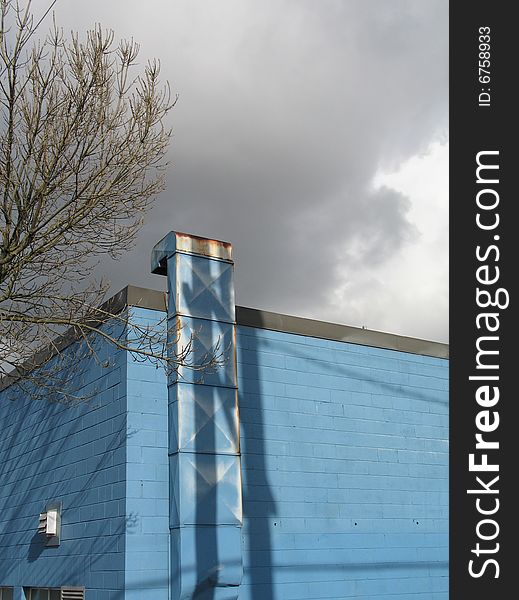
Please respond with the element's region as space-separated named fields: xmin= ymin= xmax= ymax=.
xmin=0 ymin=232 xmax=448 ymax=600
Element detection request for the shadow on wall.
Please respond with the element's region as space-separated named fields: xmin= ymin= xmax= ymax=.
xmin=0 ymin=339 xmax=132 ymax=593
xmin=178 ymin=269 xmax=278 ymax=600
xmin=286 ymin=342 xmax=449 ymax=407
xmin=239 ymin=325 xmax=277 ymax=600
xmin=27 ymin=532 xmax=45 ymax=563
xmin=1 ymin=310 xmax=280 ymax=598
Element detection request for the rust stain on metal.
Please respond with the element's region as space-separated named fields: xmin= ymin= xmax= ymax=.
xmin=176 ymin=231 xmax=233 ymax=261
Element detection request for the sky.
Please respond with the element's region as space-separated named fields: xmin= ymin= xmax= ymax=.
xmin=33 ymin=0 xmax=449 ymax=342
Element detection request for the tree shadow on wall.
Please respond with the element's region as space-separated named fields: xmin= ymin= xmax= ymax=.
xmin=0 ymin=335 xmax=135 ymax=594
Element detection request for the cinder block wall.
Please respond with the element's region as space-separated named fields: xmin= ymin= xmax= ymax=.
xmin=0 ymin=326 xmax=128 ymax=599
xmin=123 ymin=307 xmax=169 ymax=600
xmin=237 ymin=325 xmax=448 ymax=600
xmin=0 ymin=308 xmax=171 ymax=600
xmin=1 ymin=305 xmax=448 ymax=600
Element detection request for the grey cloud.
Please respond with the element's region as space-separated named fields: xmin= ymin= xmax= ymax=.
xmin=34 ymin=0 xmax=448 ymax=340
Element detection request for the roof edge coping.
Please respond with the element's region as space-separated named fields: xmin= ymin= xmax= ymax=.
xmin=123 ymin=285 xmax=448 ymax=359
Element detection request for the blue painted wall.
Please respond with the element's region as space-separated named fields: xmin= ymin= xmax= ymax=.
xmin=237 ymin=325 xmax=448 ymax=600
xmin=0 ymin=308 xmax=170 ymax=600
xmin=124 ymin=308 xmax=169 ymax=600
xmin=0 ymin=324 xmax=128 ymax=600
xmin=1 ymin=306 xmax=448 ymax=600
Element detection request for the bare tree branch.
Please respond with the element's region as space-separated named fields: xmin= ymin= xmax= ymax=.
xmin=0 ymin=1 xmax=221 ymax=399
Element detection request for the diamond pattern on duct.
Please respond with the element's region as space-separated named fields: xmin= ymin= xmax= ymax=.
xmin=153 ymin=231 xmax=242 ymax=598
xmin=170 ymin=384 xmax=239 ymax=455
xmin=169 ymin=453 xmax=242 ymax=527
xmin=175 ymin=254 xmax=235 ymax=323
xmin=175 ymin=316 xmax=237 ymax=388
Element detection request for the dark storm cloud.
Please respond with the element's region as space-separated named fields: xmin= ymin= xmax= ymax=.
xmin=36 ymin=0 xmax=448 ymax=339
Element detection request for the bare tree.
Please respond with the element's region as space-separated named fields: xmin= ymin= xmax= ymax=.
xmin=0 ymin=1 xmax=218 ymax=401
